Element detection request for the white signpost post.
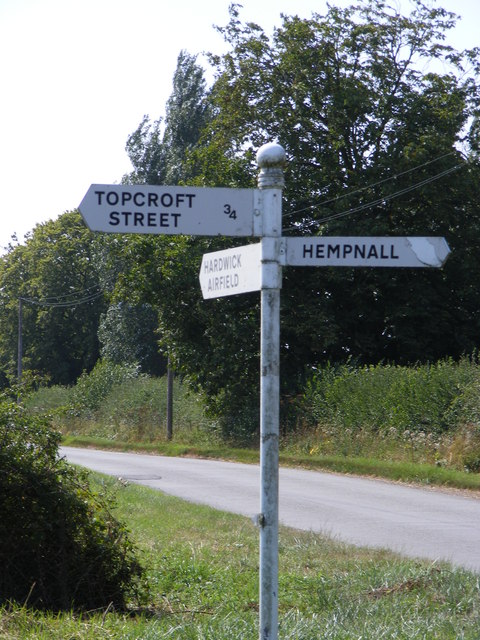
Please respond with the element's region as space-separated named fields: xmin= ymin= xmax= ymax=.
xmin=198 ymin=146 xmax=451 ymax=640
xmin=80 ymin=145 xmax=451 ymax=640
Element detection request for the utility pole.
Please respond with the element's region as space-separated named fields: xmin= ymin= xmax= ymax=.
xmin=17 ymin=298 xmax=23 ymax=383
xmin=166 ymin=359 xmax=174 ymax=440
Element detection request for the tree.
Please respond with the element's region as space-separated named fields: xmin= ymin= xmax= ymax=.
xmin=108 ymin=50 xmax=259 ymax=438
xmin=99 ymin=51 xmax=214 ymax=380
xmin=122 ymin=50 xmax=212 ymax=187
xmin=163 ymin=50 xmax=213 ymax=185
xmin=109 ymin=1 xmax=480 ymax=439
xmin=136 ymin=2 xmax=480 ymax=434
xmin=123 ymin=114 xmax=166 ymax=186
xmin=98 ymin=302 xmax=166 ymax=376
xmin=0 ymin=212 xmax=105 ymax=386
xmin=192 ymin=1 xmax=480 ymax=371
xmin=105 ymin=232 xmax=261 ymax=440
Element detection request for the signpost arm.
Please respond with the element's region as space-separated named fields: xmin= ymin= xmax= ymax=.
xmin=256 ymin=143 xmax=285 ymax=640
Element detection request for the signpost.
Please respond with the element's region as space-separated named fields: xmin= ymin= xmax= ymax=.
xmin=79 ymin=184 xmax=259 ymax=237
xmin=199 ymin=243 xmax=262 ymax=298
xmin=80 ymin=145 xmax=451 ymax=640
xmin=284 ymin=236 xmax=450 ymax=268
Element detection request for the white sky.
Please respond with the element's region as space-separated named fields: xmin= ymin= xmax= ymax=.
xmin=0 ymin=0 xmax=478 ymax=252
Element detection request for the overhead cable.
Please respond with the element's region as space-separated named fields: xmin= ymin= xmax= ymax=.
xmin=20 ymin=287 xmax=104 ymax=308
xmin=284 ymin=150 xmax=458 ymax=220
xmin=283 ymin=162 xmax=463 ymax=233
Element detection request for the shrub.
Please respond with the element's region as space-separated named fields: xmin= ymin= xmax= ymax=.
xmin=301 ymin=358 xmax=480 ymax=436
xmin=290 ymin=358 xmax=480 ymax=466
xmin=28 ymin=374 xmax=217 ymax=444
xmin=22 ymin=384 xmax=72 ymax=415
xmin=70 ymin=360 xmax=140 ymax=417
xmin=96 ymin=375 xmax=212 ymax=442
xmin=0 ymin=399 xmax=144 ymax=611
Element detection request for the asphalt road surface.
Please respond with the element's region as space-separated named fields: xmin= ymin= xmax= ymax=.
xmin=60 ymin=446 xmax=480 ymax=572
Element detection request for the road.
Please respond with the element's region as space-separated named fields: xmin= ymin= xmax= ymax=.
xmin=60 ymin=446 xmax=480 ymax=572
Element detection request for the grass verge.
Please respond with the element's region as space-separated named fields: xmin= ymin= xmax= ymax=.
xmin=62 ymin=434 xmax=480 ymax=492
xmin=1 ymin=475 xmax=479 ymax=639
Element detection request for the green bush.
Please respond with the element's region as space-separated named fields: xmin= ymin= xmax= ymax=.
xmin=302 ymin=358 xmax=480 ymax=435
xmin=25 ymin=371 xmax=217 ymax=445
xmin=22 ymin=384 xmax=72 ymax=415
xmin=445 ymin=376 xmax=480 ymax=429
xmin=0 ymin=399 xmax=144 ymax=611
xmin=96 ymin=375 xmax=212 ymax=442
xmin=70 ymin=360 xmax=140 ymax=416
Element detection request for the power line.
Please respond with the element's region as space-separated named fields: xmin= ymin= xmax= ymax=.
xmin=16 ymin=285 xmax=104 ymax=384
xmin=27 ymin=284 xmax=102 ymax=303
xmin=20 ymin=287 xmax=104 ymax=308
xmin=284 ymin=151 xmax=458 ymax=220
xmin=283 ymin=161 xmax=464 ymax=233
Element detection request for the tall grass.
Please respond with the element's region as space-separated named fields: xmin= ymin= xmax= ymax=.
xmin=286 ymin=356 xmax=480 ymax=471
xmin=24 ymin=361 xmax=219 ymax=446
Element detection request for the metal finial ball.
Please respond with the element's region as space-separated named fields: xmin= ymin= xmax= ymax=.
xmin=256 ymin=142 xmax=286 ymax=168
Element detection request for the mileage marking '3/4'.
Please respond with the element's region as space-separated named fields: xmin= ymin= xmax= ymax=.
xmin=224 ymin=204 xmax=237 ymax=220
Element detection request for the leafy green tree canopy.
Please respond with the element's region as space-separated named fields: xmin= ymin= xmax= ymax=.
xmin=0 ymin=212 xmax=105 ymax=386
xmin=123 ymin=50 xmax=212 ymax=187
xmin=98 ymin=51 xmax=213 ymax=381
xmin=110 ymin=1 xmax=480 ymax=438
xmin=191 ymin=0 xmax=480 ymax=368
xmin=98 ymin=302 xmax=166 ymax=376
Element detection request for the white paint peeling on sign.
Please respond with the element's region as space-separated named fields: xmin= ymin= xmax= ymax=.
xmin=407 ymin=237 xmax=448 ymax=267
